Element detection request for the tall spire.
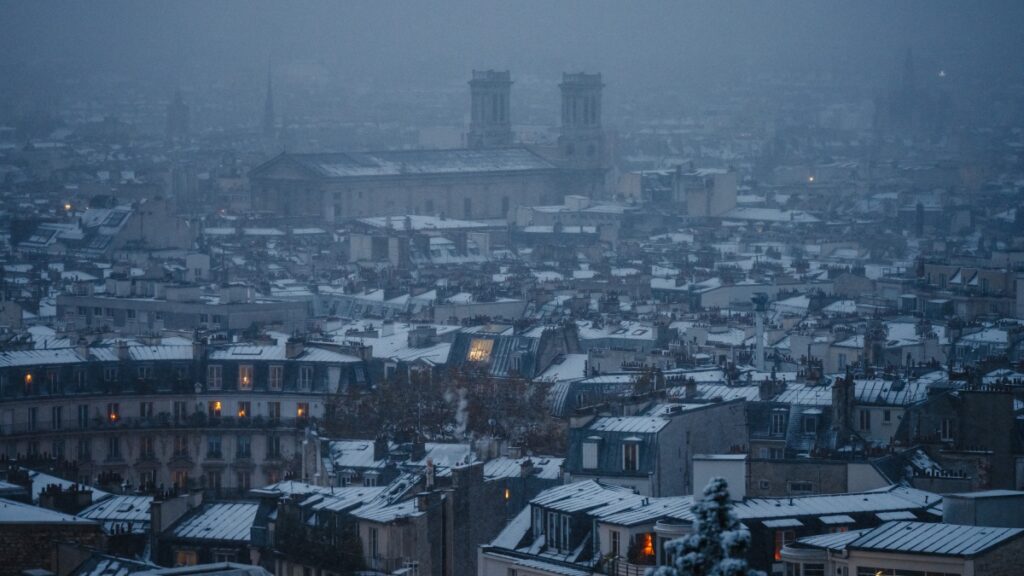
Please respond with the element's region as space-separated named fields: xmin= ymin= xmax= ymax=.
xmin=262 ymin=65 xmax=275 ymax=138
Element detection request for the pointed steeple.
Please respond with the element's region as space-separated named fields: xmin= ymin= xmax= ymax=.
xmin=262 ymin=66 xmax=275 ymax=138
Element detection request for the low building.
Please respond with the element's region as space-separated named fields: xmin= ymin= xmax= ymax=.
xmin=781 ymin=521 xmax=1024 ymax=576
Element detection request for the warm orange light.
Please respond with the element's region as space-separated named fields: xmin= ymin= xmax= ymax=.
xmin=214 ymin=401 xmax=222 ymax=411
xmin=504 ymin=487 xmax=511 ymax=501
xmin=242 ymin=376 xmax=250 ymax=384
xmin=109 ymin=412 xmax=118 ymax=422
xmin=237 ymin=408 xmax=247 ymax=418
xmin=641 ymin=533 xmax=655 ymax=557
xmin=25 ymin=373 xmax=32 ymax=384
xmin=64 ymin=203 xmax=72 ymax=211
xmin=297 ymin=407 xmax=305 ymax=417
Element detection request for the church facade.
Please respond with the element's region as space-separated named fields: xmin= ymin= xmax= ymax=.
xmin=249 ymin=71 xmax=607 ymax=222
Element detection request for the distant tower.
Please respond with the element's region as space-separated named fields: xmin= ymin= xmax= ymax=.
xmin=467 ymin=70 xmax=512 ymax=148
xmin=752 ymin=293 xmax=769 ymax=371
xmin=558 ymin=72 xmax=604 ymax=170
xmin=262 ymin=69 xmax=276 ymax=138
xmin=165 ymin=90 xmax=190 ymax=142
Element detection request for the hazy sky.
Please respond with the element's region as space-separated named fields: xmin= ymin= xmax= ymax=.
xmin=2 ymin=1 xmax=1022 ymax=96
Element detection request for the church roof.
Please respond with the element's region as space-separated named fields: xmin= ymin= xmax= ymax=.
xmin=252 ymin=147 xmax=557 ymax=180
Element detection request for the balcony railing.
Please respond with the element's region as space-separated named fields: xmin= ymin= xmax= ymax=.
xmin=602 ymin=558 xmax=656 ymax=576
xmin=0 ymin=415 xmax=315 ymax=437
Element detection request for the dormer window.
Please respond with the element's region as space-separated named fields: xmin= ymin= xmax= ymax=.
xmin=269 ymin=365 xmax=283 ymax=391
xmin=622 ymin=439 xmax=640 ymax=472
xmin=207 ymin=365 xmax=222 ymax=390
xmin=238 ymin=365 xmax=253 ymax=390
xmin=582 ymin=437 xmax=601 ymax=470
xmin=298 ymin=366 xmax=313 ymax=391
xmin=941 ymin=418 xmax=953 ymax=441
xmin=543 ymin=511 xmax=572 ymax=553
xmin=803 ymin=415 xmax=817 ymax=434
xmin=467 ymin=338 xmax=494 ymax=362
xmin=771 ymin=411 xmax=787 ymax=435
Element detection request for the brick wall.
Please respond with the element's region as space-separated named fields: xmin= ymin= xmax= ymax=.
xmin=0 ymin=523 xmax=102 ymax=576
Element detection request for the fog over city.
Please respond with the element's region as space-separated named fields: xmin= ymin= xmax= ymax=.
xmin=0 ymin=3 xmax=1023 ymax=576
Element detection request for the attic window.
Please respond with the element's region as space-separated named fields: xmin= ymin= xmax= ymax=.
xmin=467 ymin=338 xmax=494 ymax=362
xmin=802 ymin=415 xmax=817 ymax=434
xmin=582 ymin=438 xmax=600 ymax=470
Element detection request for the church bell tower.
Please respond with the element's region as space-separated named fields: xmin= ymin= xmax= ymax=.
xmin=558 ymin=72 xmax=604 ymax=170
xmin=467 ymin=70 xmax=513 ymax=149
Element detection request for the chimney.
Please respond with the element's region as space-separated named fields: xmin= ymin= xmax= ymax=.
xmin=192 ymin=335 xmax=207 ymax=363
xmin=75 ymin=337 xmax=90 ymax=360
xmin=285 ymin=337 xmax=305 ymax=359
xmin=425 ymin=459 xmax=435 ymax=489
xmin=116 ymin=340 xmax=130 ymax=361
xmin=520 ymin=457 xmax=535 ymax=478
xmin=410 ymin=439 xmax=426 ymax=462
xmin=831 ymin=372 xmax=855 ymax=432
xmin=684 ymin=378 xmax=698 ymax=399
xmin=373 ymin=435 xmax=389 ymax=462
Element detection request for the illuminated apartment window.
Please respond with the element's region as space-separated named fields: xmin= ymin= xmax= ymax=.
xmin=297 ymin=402 xmax=309 ymax=419
xmin=238 ymin=365 xmax=253 ymax=390
xmin=237 ymin=401 xmax=251 ymax=419
xmin=107 ymin=403 xmax=120 ymax=423
xmin=638 ymin=532 xmax=655 ymax=560
xmin=209 ymin=401 xmax=222 ymax=418
xmin=774 ymin=530 xmax=795 ymax=561
xmin=467 ymin=338 xmax=494 ymax=362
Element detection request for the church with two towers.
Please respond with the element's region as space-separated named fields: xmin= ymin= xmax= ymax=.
xmin=249 ymin=71 xmax=608 ymax=222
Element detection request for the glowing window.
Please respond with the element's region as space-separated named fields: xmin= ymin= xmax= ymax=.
xmin=467 ymin=339 xmax=494 ymax=362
